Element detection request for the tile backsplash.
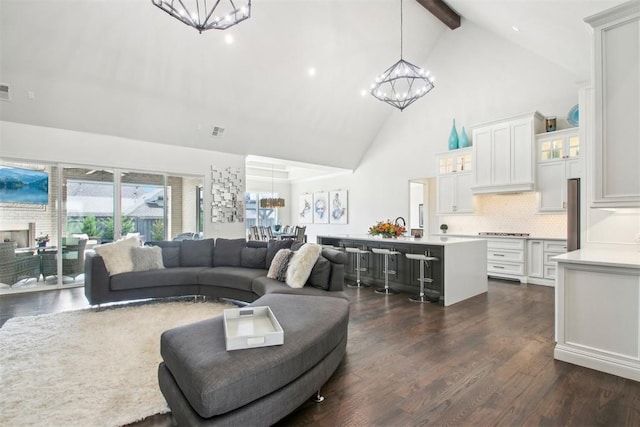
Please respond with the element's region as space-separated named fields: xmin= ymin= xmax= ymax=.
xmin=438 ymin=192 xmax=566 ymax=238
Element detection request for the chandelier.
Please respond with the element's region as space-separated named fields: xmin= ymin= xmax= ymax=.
xmin=260 ymin=197 xmax=285 ymax=208
xmin=151 ymin=0 xmax=251 ymax=32
xmin=260 ymin=165 xmax=285 ymax=208
xmin=371 ymin=0 xmax=435 ymax=111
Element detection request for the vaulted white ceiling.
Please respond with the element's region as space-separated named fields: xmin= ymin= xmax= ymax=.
xmin=0 ymin=0 xmax=626 ymax=171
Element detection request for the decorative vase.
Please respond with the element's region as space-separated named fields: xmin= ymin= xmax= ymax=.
xmin=38 ymin=242 xmax=46 ymax=248
xmin=448 ymin=119 xmax=459 ymax=150
xmin=458 ymin=126 xmax=470 ymax=148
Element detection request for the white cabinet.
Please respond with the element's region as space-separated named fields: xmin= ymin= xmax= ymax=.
xmin=486 ymin=238 xmax=526 ymax=282
xmin=554 ymin=249 xmax=640 ymax=381
xmin=527 ymin=239 xmax=567 ymax=286
xmin=472 ymin=112 xmax=544 ymax=194
xmin=436 ymin=148 xmax=474 ymax=214
xmin=586 ymin=2 xmax=640 ymax=208
xmin=536 ymin=129 xmax=581 ymax=212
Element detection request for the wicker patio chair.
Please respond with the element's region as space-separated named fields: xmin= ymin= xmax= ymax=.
xmin=41 ymin=239 xmax=87 ymax=281
xmin=0 ymin=242 xmax=41 ymax=286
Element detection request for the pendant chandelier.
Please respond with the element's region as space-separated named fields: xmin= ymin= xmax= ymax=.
xmin=260 ymin=165 xmax=285 ymax=208
xmin=371 ymin=0 xmax=435 ymax=111
xmin=151 ymin=0 xmax=251 ymax=33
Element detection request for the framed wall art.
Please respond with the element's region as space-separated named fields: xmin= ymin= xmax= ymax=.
xmin=329 ymin=190 xmax=348 ymax=224
xmin=313 ymin=192 xmax=329 ymax=224
xmin=298 ymin=193 xmax=313 ymax=224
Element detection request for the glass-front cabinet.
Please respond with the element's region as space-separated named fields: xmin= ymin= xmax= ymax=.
xmin=535 ymin=128 xmax=581 ymax=212
xmin=538 ymin=129 xmax=580 ymax=161
xmin=436 ymin=147 xmax=474 ymax=214
xmin=437 ymin=147 xmax=472 ymax=174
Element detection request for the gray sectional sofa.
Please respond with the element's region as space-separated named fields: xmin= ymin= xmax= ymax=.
xmin=84 ymin=238 xmax=347 ymax=305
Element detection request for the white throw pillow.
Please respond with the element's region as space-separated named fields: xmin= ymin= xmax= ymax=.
xmin=286 ymin=243 xmax=322 ymax=288
xmin=131 ymin=246 xmax=165 ymax=272
xmin=94 ymin=237 xmax=139 ymax=275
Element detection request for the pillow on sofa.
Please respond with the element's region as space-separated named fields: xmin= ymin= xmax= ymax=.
xmin=266 ymin=239 xmax=293 ymax=269
xmin=94 ymin=237 xmax=139 ymax=275
xmin=291 ymin=241 xmax=306 ymax=252
xmin=146 ymin=241 xmax=181 ymax=268
xmin=286 ymin=243 xmax=322 ymax=288
xmin=181 ymin=239 xmax=214 ymax=267
xmin=161 ymin=247 xmax=181 ymax=268
xmin=267 ymin=249 xmax=294 ymax=282
xmin=131 ymin=246 xmax=165 ymax=272
xmin=213 ymin=238 xmax=247 ymax=267
xmin=307 ymin=255 xmax=332 ymax=290
xmin=240 ymin=247 xmax=267 ymax=269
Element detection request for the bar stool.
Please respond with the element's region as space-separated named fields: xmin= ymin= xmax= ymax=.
xmin=345 ymin=247 xmax=370 ymax=288
xmin=405 ymin=252 xmax=439 ymax=303
xmin=372 ymin=248 xmax=400 ymax=295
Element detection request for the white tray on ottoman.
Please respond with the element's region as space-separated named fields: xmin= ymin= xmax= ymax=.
xmin=223 ymin=306 xmax=284 ymax=351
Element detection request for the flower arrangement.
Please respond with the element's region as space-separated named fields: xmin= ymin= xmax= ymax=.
xmin=368 ymin=220 xmax=406 ymax=238
xmin=35 ymin=234 xmax=50 ymax=246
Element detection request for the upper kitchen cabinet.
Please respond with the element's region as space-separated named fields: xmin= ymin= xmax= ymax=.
xmin=586 ymin=1 xmax=640 ymax=208
xmin=436 ymin=148 xmax=474 ymax=214
xmin=471 ymin=112 xmax=544 ymax=195
xmin=536 ymin=128 xmax=581 ymax=212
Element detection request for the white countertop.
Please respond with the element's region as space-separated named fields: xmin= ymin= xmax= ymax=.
xmin=317 ymin=234 xmax=484 ymax=246
xmin=434 ymin=233 xmax=566 ymax=241
xmin=553 ymin=249 xmax=640 ymax=269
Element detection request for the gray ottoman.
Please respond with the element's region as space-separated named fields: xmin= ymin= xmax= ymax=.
xmin=158 ymin=293 xmax=350 ymax=426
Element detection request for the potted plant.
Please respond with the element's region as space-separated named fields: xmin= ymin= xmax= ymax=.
xmin=35 ymin=234 xmax=50 ymax=247
xmin=439 ymin=224 xmax=448 ymax=234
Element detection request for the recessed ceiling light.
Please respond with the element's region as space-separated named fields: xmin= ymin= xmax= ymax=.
xmin=360 ymin=89 xmax=367 ymax=96
xmin=512 ymin=25 xmax=520 ymax=32
xmin=308 ymin=67 xmax=316 ymax=77
xmin=225 ymin=34 xmax=234 ymax=44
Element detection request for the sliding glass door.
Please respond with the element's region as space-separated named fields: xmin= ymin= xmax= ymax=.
xmin=0 ymin=160 xmax=204 ymax=295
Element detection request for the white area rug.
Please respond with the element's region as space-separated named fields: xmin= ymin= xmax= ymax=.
xmin=0 ymin=300 xmax=233 ymax=427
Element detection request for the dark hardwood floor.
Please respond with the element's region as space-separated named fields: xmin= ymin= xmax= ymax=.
xmin=2 ymin=280 xmax=639 ymax=426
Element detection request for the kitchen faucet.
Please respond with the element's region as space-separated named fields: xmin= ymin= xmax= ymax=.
xmin=395 ymin=217 xmax=406 ymax=227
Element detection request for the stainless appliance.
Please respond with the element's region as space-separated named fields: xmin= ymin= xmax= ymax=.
xmin=567 ymin=178 xmax=581 ymax=251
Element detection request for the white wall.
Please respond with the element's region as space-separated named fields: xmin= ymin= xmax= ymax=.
xmin=292 ymin=21 xmax=582 ymax=243
xmin=0 ymin=121 xmax=247 ymax=238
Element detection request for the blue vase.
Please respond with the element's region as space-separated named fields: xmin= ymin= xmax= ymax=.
xmin=458 ymin=126 xmax=469 ymax=148
xmin=448 ymin=119 xmax=459 ymax=150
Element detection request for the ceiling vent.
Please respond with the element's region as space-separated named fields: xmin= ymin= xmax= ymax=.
xmin=211 ymin=126 xmax=225 ymax=137
xmin=0 ymin=84 xmax=10 ymax=101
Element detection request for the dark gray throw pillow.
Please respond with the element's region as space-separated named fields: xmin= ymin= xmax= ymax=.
xmin=146 ymin=241 xmax=181 ymax=268
xmin=240 ymin=247 xmax=267 ymax=269
xmin=266 ymin=239 xmax=293 ymax=269
xmin=181 ymin=239 xmax=214 ymax=267
xmin=213 ymin=238 xmax=247 ymax=267
xmin=161 ymin=247 xmax=181 ymax=268
xmin=307 ymin=255 xmax=331 ymax=290
xmin=291 ymin=241 xmax=305 ymax=252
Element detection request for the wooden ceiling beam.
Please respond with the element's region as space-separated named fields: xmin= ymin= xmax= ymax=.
xmin=416 ymin=0 xmax=461 ymax=30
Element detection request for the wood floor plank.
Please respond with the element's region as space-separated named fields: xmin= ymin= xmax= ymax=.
xmin=3 ymin=280 xmax=640 ymax=426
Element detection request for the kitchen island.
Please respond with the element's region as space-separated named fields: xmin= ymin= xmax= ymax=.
xmin=553 ymin=249 xmax=640 ymax=381
xmin=317 ymin=235 xmax=487 ymax=306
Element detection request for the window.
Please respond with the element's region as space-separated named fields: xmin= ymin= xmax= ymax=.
xmin=244 ymin=192 xmax=279 ymax=233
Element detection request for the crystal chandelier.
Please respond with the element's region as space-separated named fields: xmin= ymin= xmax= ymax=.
xmin=151 ymin=0 xmax=251 ymax=33
xmin=260 ymin=165 xmax=285 ymax=208
xmin=371 ymin=0 xmax=435 ymax=111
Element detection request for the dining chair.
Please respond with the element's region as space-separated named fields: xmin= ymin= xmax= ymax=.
xmin=295 ymin=226 xmax=306 ymax=242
